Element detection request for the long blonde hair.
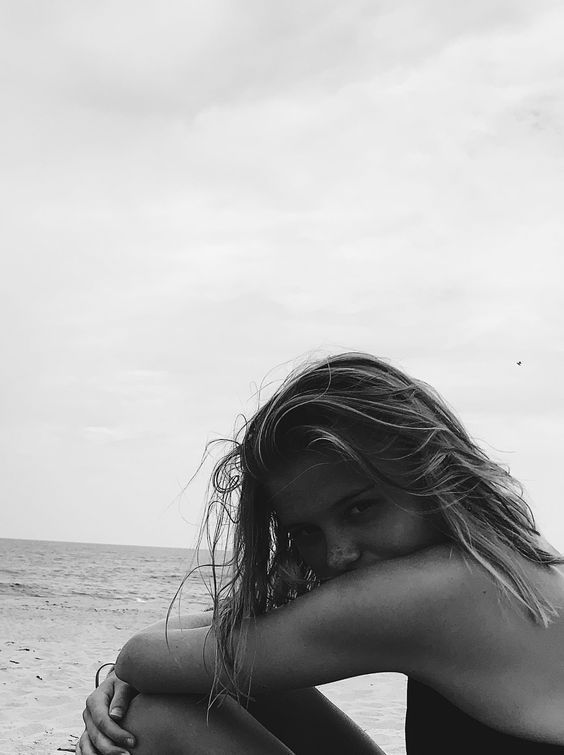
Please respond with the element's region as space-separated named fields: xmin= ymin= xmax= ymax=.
xmin=190 ymin=352 xmax=563 ymax=703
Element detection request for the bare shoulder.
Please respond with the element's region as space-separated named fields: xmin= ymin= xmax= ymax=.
xmin=373 ymin=544 xmax=526 ymax=676
xmin=386 ymin=542 xmax=498 ymax=602
xmin=290 ymin=544 xmax=481 ymax=673
xmin=380 ymin=543 xmax=505 ymax=629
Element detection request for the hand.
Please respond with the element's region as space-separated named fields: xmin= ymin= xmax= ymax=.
xmin=76 ymin=671 xmax=138 ymax=755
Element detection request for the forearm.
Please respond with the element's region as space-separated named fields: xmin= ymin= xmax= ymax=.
xmin=116 ymin=559 xmax=424 ymax=697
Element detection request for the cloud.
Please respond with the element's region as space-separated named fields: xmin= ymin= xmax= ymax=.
xmin=82 ymin=425 xmax=137 ymax=444
xmin=3 ymin=1 xmax=556 ymax=118
xmin=1 ymin=1 xmax=563 ymax=545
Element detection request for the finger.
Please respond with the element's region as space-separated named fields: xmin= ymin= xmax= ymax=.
xmin=83 ymin=708 xmax=133 ymax=755
xmin=77 ymin=730 xmax=100 ymax=755
xmin=85 ymin=690 xmax=136 ymax=748
xmin=79 ymin=730 xmax=120 ymax=755
xmin=109 ymin=682 xmax=137 ymax=720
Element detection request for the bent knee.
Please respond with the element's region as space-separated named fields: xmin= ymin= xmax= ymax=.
xmin=122 ymin=692 xmax=293 ymax=755
xmin=123 ymin=693 xmax=206 ymax=754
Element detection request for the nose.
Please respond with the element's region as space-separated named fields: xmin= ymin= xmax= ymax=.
xmin=325 ymin=534 xmax=361 ymax=574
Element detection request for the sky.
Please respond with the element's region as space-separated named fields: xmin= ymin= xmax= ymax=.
xmin=1 ymin=0 xmax=563 ymax=550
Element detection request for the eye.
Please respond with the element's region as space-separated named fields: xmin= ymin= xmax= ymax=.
xmin=348 ymin=499 xmax=377 ymax=516
xmin=289 ymin=524 xmax=319 ymax=541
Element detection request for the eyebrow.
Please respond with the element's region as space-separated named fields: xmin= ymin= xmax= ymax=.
xmin=333 ymin=483 xmax=376 ymax=507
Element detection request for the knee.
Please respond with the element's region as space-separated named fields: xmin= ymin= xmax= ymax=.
xmin=123 ymin=693 xmax=204 ymax=755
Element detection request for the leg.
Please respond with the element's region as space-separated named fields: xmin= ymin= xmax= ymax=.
xmin=248 ymin=687 xmax=387 ymax=755
xmin=123 ymin=692 xmax=293 ymax=755
xmin=123 ymin=688 xmax=387 ymax=755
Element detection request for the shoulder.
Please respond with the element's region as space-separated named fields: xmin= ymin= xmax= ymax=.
xmin=287 ymin=544 xmax=482 ymax=673
xmin=368 ymin=544 xmax=517 ymax=676
xmin=345 ymin=544 xmax=510 ymax=668
xmin=384 ymin=544 xmax=504 ymax=635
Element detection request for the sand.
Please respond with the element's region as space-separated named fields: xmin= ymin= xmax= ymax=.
xmin=0 ymin=594 xmax=406 ymax=755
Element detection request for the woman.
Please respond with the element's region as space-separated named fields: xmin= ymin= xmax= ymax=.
xmin=77 ymin=353 xmax=564 ymax=754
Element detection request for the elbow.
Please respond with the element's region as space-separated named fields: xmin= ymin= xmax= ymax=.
xmin=115 ymin=635 xmax=144 ymax=690
xmin=115 ymin=632 xmax=176 ymax=694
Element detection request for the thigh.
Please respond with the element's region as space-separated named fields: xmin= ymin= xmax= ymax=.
xmin=248 ymin=687 xmax=387 ymax=755
xmin=123 ymin=692 xmax=294 ymax=755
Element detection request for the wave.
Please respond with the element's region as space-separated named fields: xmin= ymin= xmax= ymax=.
xmin=0 ymin=582 xmax=51 ymax=597
xmin=0 ymin=582 xmax=145 ymax=601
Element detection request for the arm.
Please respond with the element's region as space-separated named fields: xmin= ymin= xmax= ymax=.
xmin=78 ymin=612 xmax=214 ymax=755
xmin=116 ymin=545 xmax=462 ymax=695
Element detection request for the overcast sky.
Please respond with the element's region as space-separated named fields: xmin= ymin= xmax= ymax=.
xmin=1 ymin=0 xmax=563 ymax=550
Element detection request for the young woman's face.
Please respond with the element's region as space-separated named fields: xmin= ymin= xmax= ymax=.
xmin=266 ymin=450 xmax=446 ymax=582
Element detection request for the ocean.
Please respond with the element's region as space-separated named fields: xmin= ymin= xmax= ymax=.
xmin=0 ymin=538 xmax=215 ymax=615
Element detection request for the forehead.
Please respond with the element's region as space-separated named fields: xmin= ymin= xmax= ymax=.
xmin=264 ymin=451 xmax=377 ymax=523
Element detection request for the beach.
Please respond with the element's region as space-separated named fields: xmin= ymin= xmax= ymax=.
xmin=0 ymin=539 xmax=406 ymax=754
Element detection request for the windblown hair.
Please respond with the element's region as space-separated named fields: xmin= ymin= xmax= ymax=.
xmin=192 ymin=352 xmax=563 ymax=703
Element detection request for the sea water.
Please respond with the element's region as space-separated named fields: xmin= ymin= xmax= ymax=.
xmin=0 ymin=538 xmax=215 ymax=615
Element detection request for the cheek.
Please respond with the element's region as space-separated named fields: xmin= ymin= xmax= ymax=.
xmin=390 ymin=512 xmax=438 ymax=549
xmin=364 ymin=509 xmax=433 ymax=553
